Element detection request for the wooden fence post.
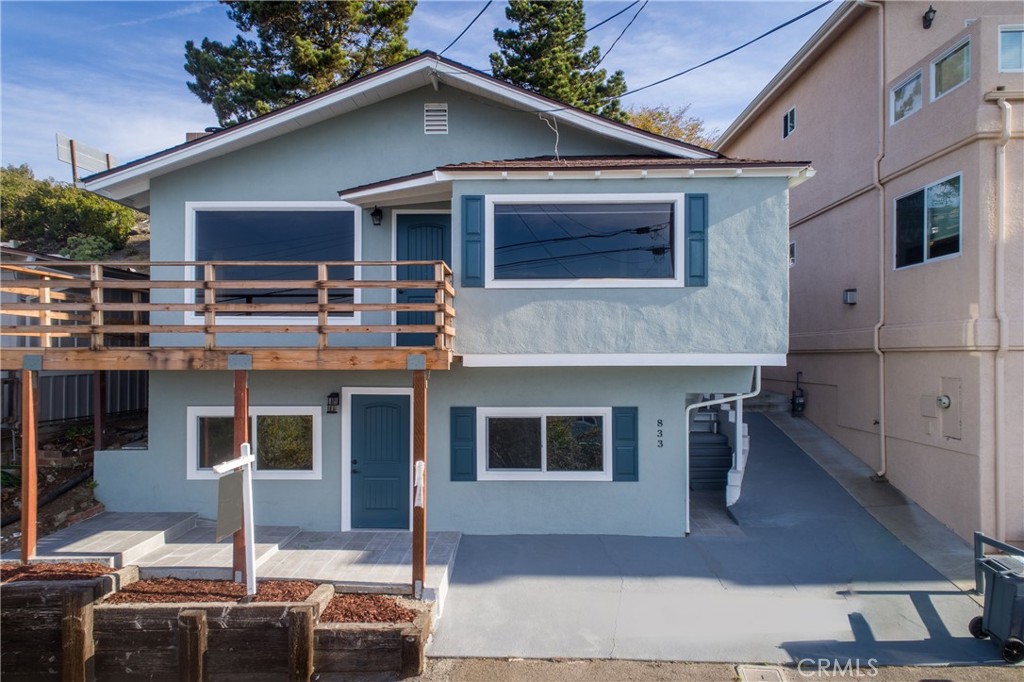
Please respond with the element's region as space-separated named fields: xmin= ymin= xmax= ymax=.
xmin=61 ymin=588 xmax=95 ymax=682
xmin=177 ymin=609 xmax=207 ymax=682
xmin=288 ymin=605 xmax=314 ymax=682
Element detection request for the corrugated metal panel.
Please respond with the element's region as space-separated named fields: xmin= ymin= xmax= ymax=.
xmin=0 ymin=371 xmax=148 ymax=424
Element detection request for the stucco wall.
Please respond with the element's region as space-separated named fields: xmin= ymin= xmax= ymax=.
xmin=95 ymin=365 xmax=753 ymax=535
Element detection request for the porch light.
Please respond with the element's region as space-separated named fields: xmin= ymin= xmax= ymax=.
xmin=843 ymin=288 xmax=858 ymax=305
xmin=327 ymin=392 xmax=340 ymax=414
xmin=370 ymin=206 xmax=384 ymax=226
xmin=922 ymin=5 xmax=936 ymax=29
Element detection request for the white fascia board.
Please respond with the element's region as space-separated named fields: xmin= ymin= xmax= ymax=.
xmin=434 ymin=166 xmax=810 ymax=183
xmin=339 ymin=174 xmax=447 ymax=206
xmin=714 ymin=1 xmax=863 ymax=151
xmin=460 ymin=353 xmax=787 ymax=367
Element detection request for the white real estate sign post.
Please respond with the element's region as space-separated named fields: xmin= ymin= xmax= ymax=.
xmin=213 ymin=444 xmax=257 ymax=596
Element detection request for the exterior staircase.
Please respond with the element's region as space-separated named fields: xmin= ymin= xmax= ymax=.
xmin=689 ymin=408 xmax=732 ymax=490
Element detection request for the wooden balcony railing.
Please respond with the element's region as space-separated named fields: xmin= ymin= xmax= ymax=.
xmin=1 ymin=260 xmax=455 ymax=371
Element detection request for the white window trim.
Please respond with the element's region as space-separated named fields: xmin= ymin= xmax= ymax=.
xmin=889 ymin=70 xmax=924 ymax=125
xmin=476 ymin=406 xmax=614 ymax=481
xmin=782 ymin=107 xmax=796 ymax=139
xmin=483 ymin=193 xmax=686 ymax=289
xmin=930 ymin=38 xmax=971 ymax=101
xmin=183 ymin=201 xmax=362 ymax=326
xmin=998 ymin=25 xmax=1024 ymax=73
xmin=186 ymin=405 xmax=323 ymax=480
xmin=892 ymin=172 xmax=963 ymax=271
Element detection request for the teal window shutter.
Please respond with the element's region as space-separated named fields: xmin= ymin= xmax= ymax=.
xmin=612 ymin=406 xmax=639 ymax=481
xmin=462 ymin=195 xmax=485 ymax=287
xmin=685 ymin=194 xmax=709 ymax=287
xmin=450 ymin=406 xmax=477 ymax=481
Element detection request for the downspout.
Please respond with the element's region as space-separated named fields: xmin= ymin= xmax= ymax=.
xmin=992 ymin=96 xmax=1011 ymax=540
xmin=683 ymin=366 xmax=761 ymax=534
xmin=859 ymin=0 xmax=888 ymax=481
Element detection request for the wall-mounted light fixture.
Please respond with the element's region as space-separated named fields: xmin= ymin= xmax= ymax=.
xmin=370 ymin=206 xmax=384 ymax=226
xmin=843 ymin=288 xmax=858 ymax=305
xmin=922 ymin=5 xmax=937 ymax=29
xmin=327 ymin=392 xmax=340 ymax=414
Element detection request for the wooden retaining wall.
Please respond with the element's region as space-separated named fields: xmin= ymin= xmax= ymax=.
xmin=0 ymin=567 xmax=138 ymax=682
xmin=1 ymin=579 xmax=431 ymax=681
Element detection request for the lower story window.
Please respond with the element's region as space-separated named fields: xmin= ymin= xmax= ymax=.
xmin=477 ymin=407 xmax=612 ymax=481
xmin=895 ymin=174 xmax=961 ymax=269
xmin=187 ymin=406 xmax=321 ymax=480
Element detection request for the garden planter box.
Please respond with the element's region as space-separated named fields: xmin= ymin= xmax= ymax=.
xmin=92 ymin=583 xmax=334 ymax=682
xmin=0 ymin=566 xmax=138 ymax=681
xmin=314 ymin=598 xmax=432 ymax=679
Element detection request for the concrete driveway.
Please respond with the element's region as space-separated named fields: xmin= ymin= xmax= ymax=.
xmin=428 ymin=414 xmax=1001 ymax=666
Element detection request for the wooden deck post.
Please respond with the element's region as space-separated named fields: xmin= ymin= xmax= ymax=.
xmin=412 ymin=370 xmax=427 ymax=597
xmin=20 ymin=367 xmax=38 ymax=563
xmin=92 ymin=371 xmax=106 ymax=451
xmin=232 ymin=369 xmax=250 ymax=583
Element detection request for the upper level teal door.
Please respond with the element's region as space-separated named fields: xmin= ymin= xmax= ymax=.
xmin=397 ymin=213 xmax=451 ymax=347
xmin=350 ymin=394 xmax=410 ymax=529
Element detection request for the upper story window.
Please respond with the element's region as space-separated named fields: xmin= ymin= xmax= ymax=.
xmin=789 ymin=241 xmax=796 ymax=268
xmin=895 ymin=174 xmax=961 ymax=269
xmin=782 ymin=107 xmax=796 ymax=138
xmin=187 ymin=406 xmax=322 ymax=480
xmin=999 ymin=26 xmax=1023 ymax=72
xmin=484 ymin=193 xmax=683 ymax=288
xmin=476 ymin=407 xmax=612 ymax=481
xmin=890 ymin=71 xmax=923 ymax=124
xmin=931 ymin=39 xmax=970 ymax=100
xmin=186 ymin=202 xmax=358 ymax=322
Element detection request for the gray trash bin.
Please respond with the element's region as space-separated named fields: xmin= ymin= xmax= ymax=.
xmin=970 ymin=533 xmax=1024 ymax=664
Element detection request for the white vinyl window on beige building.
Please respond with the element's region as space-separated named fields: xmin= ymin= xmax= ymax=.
xmin=931 ymin=39 xmax=970 ymax=100
xmin=891 ymin=71 xmax=923 ymax=124
xmin=999 ymin=26 xmax=1023 ymax=72
xmin=894 ymin=174 xmax=962 ymax=269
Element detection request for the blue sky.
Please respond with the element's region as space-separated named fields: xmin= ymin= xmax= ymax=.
xmin=1 ymin=0 xmax=836 ymax=182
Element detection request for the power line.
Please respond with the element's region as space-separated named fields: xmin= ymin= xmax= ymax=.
xmin=592 ymin=0 xmax=648 ymax=70
xmin=439 ymin=0 xmax=494 ymax=56
xmin=615 ymin=0 xmax=835 ymax=99
xmin=586 ymin=1 xmax=641 ymax=33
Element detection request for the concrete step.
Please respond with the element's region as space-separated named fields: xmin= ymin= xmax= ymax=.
xmin=690 ymin=431 xmax=729 ymax=445
xmin=135 ymin=520 xmax=302 ymax=580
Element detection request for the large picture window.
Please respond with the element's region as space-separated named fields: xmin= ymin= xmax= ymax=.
xmin=186 ymin=406 xmax=322 ymax=480
xmin=895 ymin=174 xmax=961 ymax=269
xmin=932 ymin=39 xmax=970 ymax=100
xmin=186 ymin=203 xmax=358 ymax=322
xmin=485 ymin=194 xmax=683 ymax=288
xmin=476 ymin=407 xmax=612 ymax=481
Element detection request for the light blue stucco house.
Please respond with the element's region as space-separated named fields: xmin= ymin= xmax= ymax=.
xmin=80 ymin=52 xmax=812 ymax=537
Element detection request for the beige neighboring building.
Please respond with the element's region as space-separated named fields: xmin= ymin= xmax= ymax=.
xmin=717 ymin=0 xmax=1023 ymax=543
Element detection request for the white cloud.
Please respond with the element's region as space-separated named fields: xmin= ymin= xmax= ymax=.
xmin=92 ymin=1 xmax=216 ymax=31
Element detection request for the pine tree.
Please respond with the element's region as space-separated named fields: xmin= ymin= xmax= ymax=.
xmin=490 ymin=0 xmax=628 ymax=122
xmin=185 ymin=1 xmax=417 ymax=126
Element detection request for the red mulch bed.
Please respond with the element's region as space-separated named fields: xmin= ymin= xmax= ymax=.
xmin=1 ymin=561 xmax=113 ymax=583
xmin=321 ymin=594 xmax=416 ymax=623
xmin=104 ymin=578 xmax=319 ymax=604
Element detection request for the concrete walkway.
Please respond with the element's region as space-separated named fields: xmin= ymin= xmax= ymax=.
xmin=428 ymin=414 xmax=1002 ymax=666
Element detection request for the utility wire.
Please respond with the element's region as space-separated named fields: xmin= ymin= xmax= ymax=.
xmin=592 ymin=0 xmax=647 ymax=70
xmin=439 ymin=0 xmax=493 ymax=56
xmin=613 ymin=0 xmax=835 ymax=99
xmin=586 ymin=1 xmax=641 ymax=33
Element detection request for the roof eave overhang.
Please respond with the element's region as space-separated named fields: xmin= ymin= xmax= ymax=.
xmin=83 ymin=55 xmax=716 ymax=211
xmin=714 ymin=1 xmax=865 ymax=151
xmin=340 ymin=165 xmax=816 ymax=205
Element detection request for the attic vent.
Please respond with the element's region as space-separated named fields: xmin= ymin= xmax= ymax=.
xmin=424 ymin=103 xmax=448 ymax=135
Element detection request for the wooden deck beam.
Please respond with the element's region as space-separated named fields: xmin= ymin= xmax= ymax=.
xmin=0 ymin=348 xmax=453 ymax=372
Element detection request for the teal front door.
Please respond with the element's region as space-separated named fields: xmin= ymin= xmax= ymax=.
xmin=397 ymin=213 xmax=451 ymax=347
xmin=350 ymin=394 xmax=410 ymax=529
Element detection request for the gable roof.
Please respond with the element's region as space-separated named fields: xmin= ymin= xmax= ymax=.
xmin=714 ymin=1 xmax=865 ymax=151
xmin=82 ymin=52 xmax=719 ymax=211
